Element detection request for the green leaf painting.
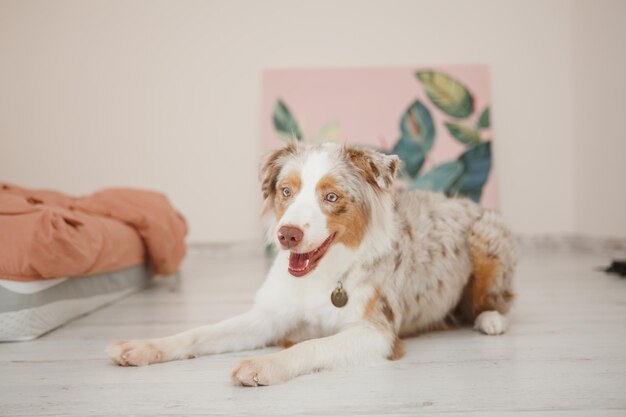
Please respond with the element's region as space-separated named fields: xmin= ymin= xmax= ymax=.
xmin=445 ymin=122 xmax=482 ymax=145
xmin=409 ymin=161 xmax=464 ymax=192
xmin=477 ymin=106 xmax=490 ymax=130
xmin=416 ymin=71 xmax=474 ymax=118
xmin=273 ymin=99 xmax=302 ymax=140
xmin=400 ymin=100 xmax=435 ymax=151
xmin=269 ymin=68 xmax=492 ymax=206
xmin=449 ymin=142 xmax=492 ymax=202
xmin=392 ymin=136 xmax=425 ymax=178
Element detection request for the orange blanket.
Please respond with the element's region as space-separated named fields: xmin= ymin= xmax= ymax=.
xmin=0 ymin=183 xmax=187 ymax=281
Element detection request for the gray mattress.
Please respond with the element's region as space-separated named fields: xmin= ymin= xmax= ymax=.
xmin=0 ymin=265 xmax=151 ymax=342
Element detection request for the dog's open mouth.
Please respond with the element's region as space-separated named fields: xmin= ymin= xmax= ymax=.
xmin=288 ymin=234 xmax=335 ymax=277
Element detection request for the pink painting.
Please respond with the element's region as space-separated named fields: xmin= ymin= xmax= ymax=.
xmin=262 ymin=66 xmax=495 ymax=208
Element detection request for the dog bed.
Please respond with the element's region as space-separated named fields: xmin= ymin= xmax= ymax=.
xmin=0 ymin=265 xmax=150 ymax=341
xmin=0 ymin=183 xmax=187 ymax=341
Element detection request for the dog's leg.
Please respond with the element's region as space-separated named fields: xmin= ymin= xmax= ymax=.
xmin=231 ymin=323 xmax=396 ymax=386
xmin=106 ymin=308 xmax=290 ymax=366
xmin=461 ymin=210 xmax=517 ymax=335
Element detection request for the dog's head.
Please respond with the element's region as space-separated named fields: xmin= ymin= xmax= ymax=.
xmin=261 ymin=142 xmax=399 ymax=277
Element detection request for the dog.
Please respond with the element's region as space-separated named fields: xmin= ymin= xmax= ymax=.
xmin=106 ymin=142 xmax=516 ymax=386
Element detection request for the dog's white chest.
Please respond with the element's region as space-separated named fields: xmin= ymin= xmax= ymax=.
xmin=258 ymin=257 xmax=372 ymax=335
xmin=292 ymin=276 xmax=363 ymax=329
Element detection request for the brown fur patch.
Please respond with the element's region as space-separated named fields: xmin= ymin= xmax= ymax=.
xmin=387 ymin=337 xmax=405 ymax=361
xmin=470 ymin=250 xmax=502 ymax=310
xmin=260 ymin=143 xmax=298 ymax=201
xmin=364 ymin=289 xmax=396 ymax=329
xmin=453 ymin=229 xmax=515 ymax=321
xmin=364 ymin=289 xmax=381 ymax=318
xmin=380 ymin=295 xmax=395 ymax=324
xmin=315 ymin=176 xmax=343 ymax=198
xmin=343 ymin=146 xmax=398 ymax=190
xmin=345 ymin=148 xmax=383 ymax=190
xmin=368 ymin=160 xmax=381 ymax=179
xmin=273 ymin=170 xmax=302 ymax=219
xmin=283 ymin=171 xmax=301 ymax=190
xmin=276 ymin=339 xmax=295 ymax=349
xmin=364 ymin=289 xmax=401 ymax=361
xmin=387 ymin=157 xmax=399 ymax=183
xmin=317 ymin=175 xmax=368 ymax=249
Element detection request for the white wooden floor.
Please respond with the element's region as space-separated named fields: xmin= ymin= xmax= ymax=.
xmin=1 ymin=248 xmax=626 ymax=416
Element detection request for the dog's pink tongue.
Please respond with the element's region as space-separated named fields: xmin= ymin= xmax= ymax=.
xmin=289 ymin=252 xmax=311 ymax=272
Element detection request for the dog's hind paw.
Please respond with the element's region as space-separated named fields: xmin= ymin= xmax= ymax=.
xmin=474 ymin=311 xmax=508 ymax=335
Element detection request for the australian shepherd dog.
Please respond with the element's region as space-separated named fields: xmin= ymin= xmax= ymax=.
xmin=107 ymin=142 xmax=516 ymax=386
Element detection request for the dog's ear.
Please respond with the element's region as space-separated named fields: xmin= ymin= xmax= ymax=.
xmin=260 ymin=142 xmax=299 ymax=201
xmin=344 ymin=146 xmax=400 ymax=190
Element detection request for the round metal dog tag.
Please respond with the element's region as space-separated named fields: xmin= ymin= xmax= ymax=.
xmin=331 ymin=287 xmax=348 ymax=308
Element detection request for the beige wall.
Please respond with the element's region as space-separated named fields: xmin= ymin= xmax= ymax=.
xmin=1 ymin=0 xmax=623 ymax=242
xmin=571 ymin=0 xmax=626 ymax=237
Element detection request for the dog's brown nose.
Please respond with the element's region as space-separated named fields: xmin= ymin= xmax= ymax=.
xmin=278 ymin=225 xmax=304 ymax=249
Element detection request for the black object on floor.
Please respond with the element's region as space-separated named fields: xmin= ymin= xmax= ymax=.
xmin=603 ymin=260 xmax=626 ymax=278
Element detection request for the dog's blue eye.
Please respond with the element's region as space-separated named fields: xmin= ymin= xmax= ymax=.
xmin=282 ymin=187 xmax=291 ymax=197
xmin=326 ymin=193 xmax=338 ymax=202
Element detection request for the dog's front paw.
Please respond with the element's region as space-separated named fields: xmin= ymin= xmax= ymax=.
xmin=106 ymin=339 xmax=165 ymax=366
xmin=231 ymin=356 xmax=290 ymax=386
